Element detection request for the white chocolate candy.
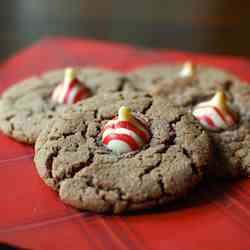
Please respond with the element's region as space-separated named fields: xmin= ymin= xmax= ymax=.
xmin=52 ymin=67 xmax=90 ymax=104
xmin=179 ymin=62 xmax=197 ymax=79
xmin=102 ymin=106 xmax=151 ymax=154
xmin=192 ymin=91 xmax=238 ymax=131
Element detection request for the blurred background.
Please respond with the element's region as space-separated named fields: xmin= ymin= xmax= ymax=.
xmin=1 ymin=0 xmax=250 ymax=61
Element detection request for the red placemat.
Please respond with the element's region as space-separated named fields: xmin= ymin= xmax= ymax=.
xmin=1 ymin=37 xmax=250 ymax=250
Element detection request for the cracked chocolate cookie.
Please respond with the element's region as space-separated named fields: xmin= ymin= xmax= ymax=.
xmin=127 ymin=63 xmax=241 ymax=107
xmin=128 ymin=63 xmax=250 ymax=178
xmin=34 ymin=92 xmax=212 ymax=213
xmin=0 ymin=67 xmax=132 ymax=144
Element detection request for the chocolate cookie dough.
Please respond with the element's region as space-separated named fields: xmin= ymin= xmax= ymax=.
xmin=0 ymin=67 xmax=132 ymax=144
xmin=128 ymin=64 xmax=250 ymax=178
xmin=34 ymin=92 xmax=212 ymax=213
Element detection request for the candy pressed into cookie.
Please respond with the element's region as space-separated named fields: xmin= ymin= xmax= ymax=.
xmin=0 ymin=67 xmax=132 ymax=144
xmin=34 ymin=92 xmax=212 ymax=213
xmin=128 ymin=63 xmax=250 ymax=178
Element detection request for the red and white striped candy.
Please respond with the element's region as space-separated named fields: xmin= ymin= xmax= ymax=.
xmin=52 ymin=68 xmax=91 ymax=105
xmin=102 ymin=106 xmax=151 ymax=154
xmin=192 ymin=91 xmax=238 ymax=131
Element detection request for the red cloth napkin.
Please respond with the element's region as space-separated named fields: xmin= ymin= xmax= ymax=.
xmin=1 ymin=37 xmax=250 ymax=250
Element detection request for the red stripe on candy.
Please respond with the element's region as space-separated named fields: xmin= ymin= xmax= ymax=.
xmin=102 ymin=121 xmax=150 ymax=143
xmin=74 ymin=86 xmax=90 ymax=103
xmin=101 ymin=123 xmax=115 ymax=133
xmin=115 ymin=121 xmax=150 ymax=143
xmin=198 ymin=115 xmax=217 ymax=129
xmin=195 ymin=105 xmax=227 ymax=124
xmin=212 ymin=106 xmax=227 ymax=123
xmin=103 ymin=133 xmax=139 ymax=151
xmin=63 ymin=79 xmax=79 ymax=104
xmin=73 ymin=89 xmax=83 ymax=103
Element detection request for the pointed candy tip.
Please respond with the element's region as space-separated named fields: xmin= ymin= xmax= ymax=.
xmin=212 ymin=90 xmax=227 ymax=106
xmin=65 ymin=67 xmax=76 ymax=80
xmin=180 ymin=61 xmax=196 ymax=78
xmin=118 ymin=106 xmax=132 ymax=120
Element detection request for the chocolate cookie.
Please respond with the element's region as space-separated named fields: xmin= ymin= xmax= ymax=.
xmin=127 ymin=64 xmax=240 ymax=107
xmin=128 ymin=64 xmax=250 ymax=178
xmin=34 ymin=92 xmax=212 ymax=213
xmin=0 ymin=67 xmax=131 ymax=144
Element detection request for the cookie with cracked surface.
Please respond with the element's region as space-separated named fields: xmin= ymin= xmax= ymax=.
xmin=127 ymin=63 xmax=241 ymax=107
xmin=0 ymin=67 xmax=132 ymax=144
xmin=34 ymin=92 xmax=212 ymax=214
xmin=128 ymin=63 xmax=250 ymax=178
